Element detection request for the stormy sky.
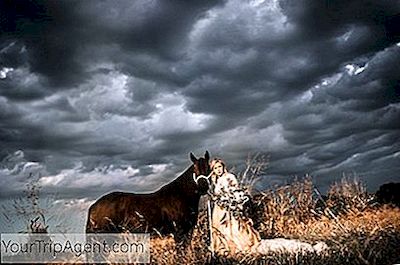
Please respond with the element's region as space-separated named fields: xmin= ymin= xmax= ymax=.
xmin=1 ymin=0 xmax=400 ymax=231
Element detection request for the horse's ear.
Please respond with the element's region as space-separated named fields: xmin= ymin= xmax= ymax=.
xmin=190 ymin=152 xmax=197 ymax=163
xmin=205 ymin=151 xmax=210 ymax=161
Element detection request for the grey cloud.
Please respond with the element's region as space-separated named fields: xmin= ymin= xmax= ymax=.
xmin=0 ymin=0 xmax=399 ymax=225
xmin=0 ymin=67 xmax=51 ymax=101
xmin=1 ymin=0 xmax=225 ymax=89
xmin=280 ymin=0 xmax=400 ymax=43
xmin=79 ymin=0 xmax=225 ymax=55
xmin=0 ymin=41 xmax=28 ymax=69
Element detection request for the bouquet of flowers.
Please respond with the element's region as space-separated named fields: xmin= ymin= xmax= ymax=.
xmin=213 ymin=184 xmax=252 ymax=220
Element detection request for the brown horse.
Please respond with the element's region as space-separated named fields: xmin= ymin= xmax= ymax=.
xmin=86 ymin=151 xmax=211 ymax=245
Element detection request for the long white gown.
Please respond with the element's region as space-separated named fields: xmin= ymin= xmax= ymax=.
xmin=211 ymin=172 xmax=261 ymax=254
xmin=211 ymin=173 xmax=328 ymax=256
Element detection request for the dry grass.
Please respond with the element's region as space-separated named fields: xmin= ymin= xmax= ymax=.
xmin=150 ymin=210 xmax=212 ymax=265
xmin=149 ymin=177 xmax=400 ymax=265
xmin=7 ymin=171 xmax=399 ymax=264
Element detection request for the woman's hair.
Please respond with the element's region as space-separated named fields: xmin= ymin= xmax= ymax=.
xmin=210 ymin=158 xmax=227 ymax=174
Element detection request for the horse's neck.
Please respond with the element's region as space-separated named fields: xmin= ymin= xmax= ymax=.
xmin=161 ymin=165 xmax=199 ymax=199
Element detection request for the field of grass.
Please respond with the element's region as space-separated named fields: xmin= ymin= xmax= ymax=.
xmin=150 ymin=178 xmax=400 ymax=265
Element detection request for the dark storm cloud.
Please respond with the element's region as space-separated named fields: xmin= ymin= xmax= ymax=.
xmin=264 ymin=44 xmax=400 ymax=188
xmin=0 ymin=0 xmax=400 ymax=228
xmin=1 ymin=0 xmax=225 ymax=88
xmin=0 ymin=66 xmax=50 ymax=100
xmin=0 ymin=0 xmax=86 ymax=87
xmin=182 ymin=0 xmax=399 ymax=190
xmin=0 ymin=41 xmax=28 ymax=69
xmin=176 ymin=0 xmax=400 ymax=134
xmin=79 ymin=0 xmax=225 ymax=53
xmin=280 ymin=0 xmax=400 ymax=43
xmin=0 ymin=0 xmax=223 ymax=160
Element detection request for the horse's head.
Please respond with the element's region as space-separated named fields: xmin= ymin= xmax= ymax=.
xmin=190 ymin=151 xmax=211 ymax=195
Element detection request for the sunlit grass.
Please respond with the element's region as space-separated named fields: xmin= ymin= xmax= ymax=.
xmin=148 ymin=177 xmax=400 ymax=265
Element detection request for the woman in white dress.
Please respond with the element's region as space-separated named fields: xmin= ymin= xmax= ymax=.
xmin=209 ymin=158 xmax=328 ymax=256
xmin=210 ymin=158 xmax=261 ymax=255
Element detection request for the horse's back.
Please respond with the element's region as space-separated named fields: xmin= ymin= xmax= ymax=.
xmin=86 ymin=191 xmax=165 ymax=233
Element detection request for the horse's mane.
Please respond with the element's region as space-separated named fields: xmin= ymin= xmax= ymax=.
xmin=157 ymin=165 xmax=196 ymax=195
